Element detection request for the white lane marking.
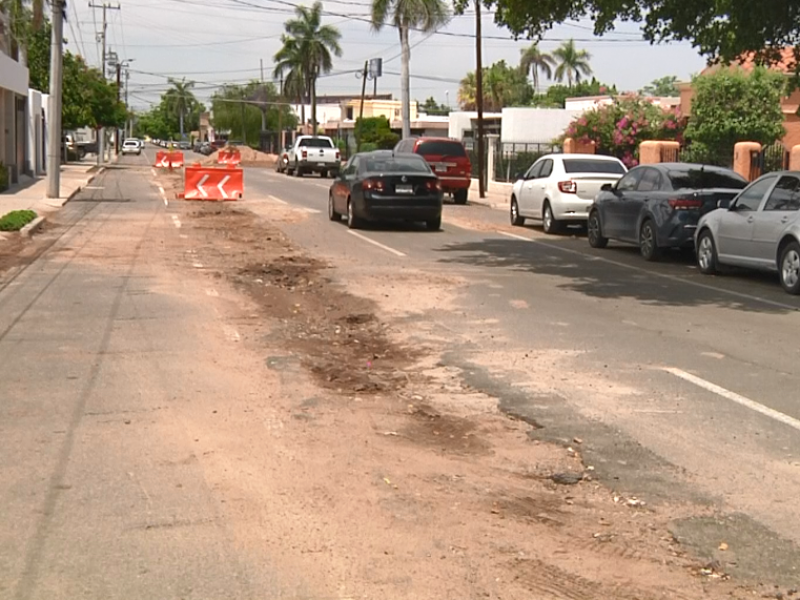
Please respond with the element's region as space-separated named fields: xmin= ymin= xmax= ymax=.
xmin=158 ymin=185 xmax=168 ymax=206
xmin=151 ymin=168 xmax=157 ymax=177
xmin=346 ymin=230 xmax=407 ymax=257
xmin=304 ymin=208 xmax=321 ymax=214
xmin=84 ymin=186 xmax=104 ymax=190
xmin=205 ymin=288 xmax=219 ymax=297
xmin=663 ymin=367 xmax=800 ymax=433
xmin=496 ymin=230 xmax=799 ymax=312
xmin=179 ymin=234 xmax=188 ymax=239
xmin=171 ymin=215 xmax=182 ymax=228
xmin=192 ymin=262 xmax=204 ymax=268
xmin=268 ymin=194 xmax=288 ymax=205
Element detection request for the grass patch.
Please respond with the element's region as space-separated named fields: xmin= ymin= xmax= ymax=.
xmin=0 ymin=210 xmax=38 ymax=232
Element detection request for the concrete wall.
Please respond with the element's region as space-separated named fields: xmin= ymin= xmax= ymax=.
xmin=27 ymin=89 xmax=45 ymax=175
xmin=448 ymin=111 xmax=503 ymax=139
xmin=0 ymin=51 xmax=29 ymax=96
xmin=290 ymin=103 xmax=343 ymax=127
xmin=501 ymin=107 xmax=582 ymax=144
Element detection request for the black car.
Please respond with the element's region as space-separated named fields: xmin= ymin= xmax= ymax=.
xmin=587 ymin=162 xmax=748 ymax=260
xmin=328 ymin=151 xmax=443 ymax=230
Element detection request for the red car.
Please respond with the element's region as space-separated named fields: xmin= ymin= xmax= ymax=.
xmin=394 ymin=137 xmax=471 ymax=204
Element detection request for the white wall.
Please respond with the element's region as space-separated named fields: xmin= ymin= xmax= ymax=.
xmin=0 ymin=52 xmax=29 ymax=95
xmin=290 ymin=103 xmax=342 ymax=126
xmin=27 ymin=89 xmax=44 ymax=175
xmin=500 ymin=107 xmax=582 ymax=144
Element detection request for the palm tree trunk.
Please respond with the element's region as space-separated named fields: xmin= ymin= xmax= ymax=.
xmin=180 ymin=110 xmax=185 ymax=139
xmin=311 ymin=75 xmax=318 ymax=137
xmin=532 ymin=69 xmax=539 ymax=94
xmin=399 ymin=25 xmax=411 ymax=139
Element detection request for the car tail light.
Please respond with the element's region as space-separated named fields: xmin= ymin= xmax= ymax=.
xmin=362 ymin=178 xmax=385 ymax=192
xmin=301 ymin=149 xmax=308 ymax=159
xmin=668 ymin=198 xmax=703 ymax=210
xmin=558 ymin=180 xmax=577 ymax=193
xmin=335 ymin=150 xmax=340 ymax=160
xmin=425 ymin=180 xmax=442 ymax=192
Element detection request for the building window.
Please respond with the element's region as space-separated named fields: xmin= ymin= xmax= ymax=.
xmin=346 ymin=107 xmax=354 ymax=120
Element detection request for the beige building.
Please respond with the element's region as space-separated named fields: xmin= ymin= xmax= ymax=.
xmin=341 ymin=98 xmax=418 ymax=122
xmin=0 ymin=9 xmax=31 ymax=188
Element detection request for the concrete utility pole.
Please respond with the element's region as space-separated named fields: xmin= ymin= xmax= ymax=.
xmin=357 ymin=61 xmax=368 ymax=152
xmin=260 ymin=58 xmax=266 ymax=133
xmin=475 ymin=0 xmax=486 ymax=199
xmin=89 ymin=1 xmax=120 ymax=165
xmin=115 ymin=61 xmax=121 ymax=152
xmin=46 ymin=0 xmax=64 ymax=199
xmin=125 ymin=67 xmax=131 ymax=137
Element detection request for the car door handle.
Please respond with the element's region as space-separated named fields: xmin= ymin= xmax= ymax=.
xmin=781 ymin=216 xmax=790 ymax=223
xmin=747 ymin=216 xmax=754 ymax=223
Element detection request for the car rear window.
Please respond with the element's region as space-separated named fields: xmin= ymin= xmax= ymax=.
xmin=562 ymin=159 xmax=625 ymax=174
xmin=364 ymin=157 xmax=431 ymax=173
xmin=416 ymin=141 xmax=466 ymax=157
xmin=298 ymin=138 xmax=334 ymax=148
xmin=667 ymin=168 xmax=747 ymax=190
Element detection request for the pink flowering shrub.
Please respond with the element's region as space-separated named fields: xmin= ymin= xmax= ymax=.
xmin=563 ymin=97 xmax=685 ymax=167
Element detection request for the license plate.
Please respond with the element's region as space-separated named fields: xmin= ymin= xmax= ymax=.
xmin=395 ymin=184 xmax=413 ymax=194
xmin=317 ymin=162 xmax=326 ymax=167
xmin=435 ymin=164 xmax=447 ymax=173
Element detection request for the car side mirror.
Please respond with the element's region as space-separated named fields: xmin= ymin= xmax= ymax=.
xmin=601 ymin=183 xmax=613 ymax=192
xmin=718 ymin=198 xmax=732 ymax=209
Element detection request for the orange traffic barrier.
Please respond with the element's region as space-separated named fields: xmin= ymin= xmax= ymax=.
xmin=154 ymin=150 xmax=184 ymax=169
xmin=217 ymin=149 xmax=241 ymax=165
xmin=183 ymin=165 xmax=243 ymax=201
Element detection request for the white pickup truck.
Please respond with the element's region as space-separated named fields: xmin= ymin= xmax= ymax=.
xmin=286 ymin=136 xmax=341 ymax=178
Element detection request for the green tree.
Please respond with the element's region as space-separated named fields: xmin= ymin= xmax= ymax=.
xmin=210 ymin=81 xmax=297 ymax=146
xmin=420 ymin=96 xmax=450 ymax=115
xmin=164 ymin=78 xmax=197 ymax=139
xmin=520 ymin=43 xmax=555 ymax=92
xmin=458 ymin=60 xmax=533 ymax=111
xmin=641 ymin=75 xmax=679 ymax=96
xmin=684 ymin=67 xmax=786 ymax=166
xmin=355 ymin=116 xmax=400 ymax=151
xmin=552 ymin=39 xmax=593 ymax=87
xmin=61 ymin=53 xmax=126 ymax=130
xmin=532 ymin=78 xmax=617 ymax=108
xmin=25 ymin=18 xmax=51 ymax=92
xmin=274 ymin=2 xmax=341 ymax=137
xmin=0 ymin=0 xmax=44 ymax=59
xmin=371 ymin=0 xmax=450 ymax=139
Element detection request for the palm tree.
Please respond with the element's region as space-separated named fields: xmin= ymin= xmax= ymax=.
xmin=164 ymin=78 xmax=196 ymax=139
xmin=371 ymin=0 xmax=450 ymax=139
xmin=520 ymin=43 xmax=555 ymax=92
xmin=274 ymin=36 xmax=308 ymax=132
xmin=274 ymin=2 xmax=341 ymax=137
xmin=552 ymin=39 xmax=593 ymax=87
xmin=457 ymin=71 xmax=477 ymax=111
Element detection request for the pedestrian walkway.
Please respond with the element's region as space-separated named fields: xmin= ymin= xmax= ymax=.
xmin=468 ymin=180 xmax=511 ymax=209
xmin=0 ymin=161 xmax=103 ymax=217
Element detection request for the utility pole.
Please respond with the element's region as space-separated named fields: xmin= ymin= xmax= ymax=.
xmin=277 ymin=75 xmax=284 ymax=151
xmin=46 ymin=0 xmax=64 ymax=199
xmin=115 ymin=61 xmax=121 ymax=153
xmin=89 ymin=1 xmax=120 ymax=165
xmin=474 ymin=0 xmax=486 ymax=199
xmin=260 ymin=58 xmax=266 ymax=133
xmin=357 ymin=61 xmax=368 ymax=152
xmin=125 ymin=67 xmax=131 ymax=137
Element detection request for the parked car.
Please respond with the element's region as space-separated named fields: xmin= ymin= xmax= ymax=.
xmin=511 ymin=154 xmax=627 ymax=233
xmin=178 ymin=141 xmax=190 ymax=150
xmin=587 ymin=162 xmax=748 ymax=261
xmin=121 ymin=139 xmax=142 ymax=156
xmin=276 ymin=144 xmax=292 ymax=173
xmin=286 ymin=135 xmax=340 ymax=177
xmin=199 ymin=142 xmax=213 ymax=156
xmin=695 ymin=171 xmax=800 ymax=294
xmin=328 ymin=151 xmax=443 ymax=230
xmin=394 ymin=137 xmax=471 ymax=204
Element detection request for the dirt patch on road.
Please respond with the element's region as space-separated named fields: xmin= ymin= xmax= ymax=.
xmin=161 ymin=197 xmax=781 ymax=600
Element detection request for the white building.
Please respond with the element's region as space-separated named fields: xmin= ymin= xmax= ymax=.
xmin=0 ymin=9 xmax=31 ymax=187
xmin=500 ymin=107 xmax=583 ymax=144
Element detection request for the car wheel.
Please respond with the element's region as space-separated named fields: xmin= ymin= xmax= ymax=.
xmin=779 ymin=240 xmax=800 ymax=294
xmin=426 ymin=216 xmax=442 ymax=231
xmin=542 ymin=202 xmax=560 ymax=234
xmin=347 ymin=198 xmax=361 ymax=229
xmin=639 ymin=219 xmax=661 ymax=261
xmin=696 ymin=230 xmax=718 ymax=275
xmin=453 ymin=189 xmax=468 ymax=205
xmin=510 ymin=197 xmax=525 ymax=226
xmin=329 ymin=170 xmax=339 ymax=179
xmin=587 ymin=210 xmax=608 ymax=249
xmin=286 ymin=166 xmax=294 ymax=176
xmin=328 ymin=194 xmax=340 ymax=222
xmin=294 ymin=163 xmax=302 ymax=177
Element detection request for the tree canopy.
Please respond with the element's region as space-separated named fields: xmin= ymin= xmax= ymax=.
xmin=474 ymin=0 xmax=800 ymax=77
xmin=136 ymin=84 xmax=205 ymax=140
xmin=210 ymin=81 xmax=297 ymax=144
xmin=61 ymin=54 xmax=127 ymax=130
xmin=641 ymin=75 xmax=679 ymax=96
xmin=459 ymin=60 xmax=533 ymax=111
xmin=683 ymin=67 xmax=786 ymax=166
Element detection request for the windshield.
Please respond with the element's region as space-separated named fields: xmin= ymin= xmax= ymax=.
xmin=667 ymin=168 xmax=747 ymax=190
xmin=299 ymin=138 xmax=334 ymax=148
xmin=364 ymin=157 xmax=432 ymax=173
xmin=416 ymin=141 xmax=466 ymax=157
xmin=563 ymin=159 xmax=625 ymax=175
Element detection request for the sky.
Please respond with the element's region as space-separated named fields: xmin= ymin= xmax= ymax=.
xmin=65 ymin=0 xmax=709 ymax=112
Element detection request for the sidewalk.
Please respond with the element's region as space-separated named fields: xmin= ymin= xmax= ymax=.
xmin=0 ymin=161 xmax=103 ymax=218
xmin=468 ymin=179 xmax=512 ymax=209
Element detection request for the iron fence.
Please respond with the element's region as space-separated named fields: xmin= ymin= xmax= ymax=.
xmin=494 ymin=142 xmax=561 ymax=182
xmin=750 ymin=143 xmax=789 ymax=180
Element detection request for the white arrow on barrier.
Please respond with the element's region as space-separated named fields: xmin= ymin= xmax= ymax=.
xmin=158 ymin=156 xmax=168 ymax=167
xmin=196 ymin=174 xmax=209 ymax=198
xmin=217 ymin=175 xmax=230 ymax=199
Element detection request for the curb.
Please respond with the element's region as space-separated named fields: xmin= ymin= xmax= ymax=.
xmin=65 ymin=166 xmax=106 ymax=204
xmin=21 ymin=216 xmax=46 ymax=238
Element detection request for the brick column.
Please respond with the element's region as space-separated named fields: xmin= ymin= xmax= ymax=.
xmin=733 ymin=142 xmax=761 ymax=181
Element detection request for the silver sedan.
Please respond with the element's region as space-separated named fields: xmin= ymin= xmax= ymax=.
xmin=695 ymin=171 xmax=800 ymax=294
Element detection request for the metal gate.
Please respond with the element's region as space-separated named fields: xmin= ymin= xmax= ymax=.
xmin=750 ymin=143 xmax=789 ymax=180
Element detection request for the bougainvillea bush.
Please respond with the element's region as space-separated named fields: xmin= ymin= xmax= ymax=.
xmin=562 ymin=96 xmax=685 ymax=167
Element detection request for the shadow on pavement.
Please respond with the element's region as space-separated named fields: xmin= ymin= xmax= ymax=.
xmin=435 ymin=236 xmax=798 ymax=313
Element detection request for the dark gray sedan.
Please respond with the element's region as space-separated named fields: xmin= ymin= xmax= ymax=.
xmin=328 ymin=151 xmax=443 ymax=231
xmin=587 ymin=163 xmax=748 ymax=260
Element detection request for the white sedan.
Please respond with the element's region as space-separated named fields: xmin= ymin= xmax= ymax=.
xmin=121 ymin=139 xmax=142 ymax=156
xmin=510 ymin=154 xmax=627 ymax=233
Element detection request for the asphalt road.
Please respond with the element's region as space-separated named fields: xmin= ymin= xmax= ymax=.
xmin=237 ymin=155 xmax=800 ymax=565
